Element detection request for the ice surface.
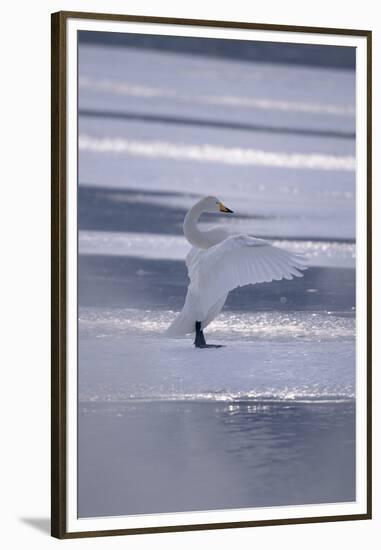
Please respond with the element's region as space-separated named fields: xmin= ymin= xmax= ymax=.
xmin=79 ymin=307 xmax=355 ymax=403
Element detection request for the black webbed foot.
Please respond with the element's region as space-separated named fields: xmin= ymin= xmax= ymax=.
xmin=194 ymin=321 xmax=224 ymax=349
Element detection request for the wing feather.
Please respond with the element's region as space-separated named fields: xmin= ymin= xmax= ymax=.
xmin=254 ymin=253 xmax=268 ymax=283
xmin=262 ymin=250 xmax=283 ymax=280
xmin=188 ymin=235 xmax=307 ymax=318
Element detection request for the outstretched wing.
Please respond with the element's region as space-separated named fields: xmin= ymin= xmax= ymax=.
xmin=187 ymin=235 xmax=307 ymax=318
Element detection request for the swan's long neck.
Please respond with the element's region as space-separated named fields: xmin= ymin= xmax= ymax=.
xmin=183 ymin=202 xmax=209 ymax=249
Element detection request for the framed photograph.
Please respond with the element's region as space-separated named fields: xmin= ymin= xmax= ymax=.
xmin=51 ymin=11 xmax=372 ymax=539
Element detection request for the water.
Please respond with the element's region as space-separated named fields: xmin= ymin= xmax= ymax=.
xmin=78 ymin=401 xmax=355 ymax=517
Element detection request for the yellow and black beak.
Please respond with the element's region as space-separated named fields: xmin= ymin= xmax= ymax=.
xmin=219 ymin=202 xmax=234 ymax=214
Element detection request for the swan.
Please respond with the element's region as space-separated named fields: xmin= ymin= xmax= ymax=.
xmin=166 ymin=196 xmax=307 ymax=348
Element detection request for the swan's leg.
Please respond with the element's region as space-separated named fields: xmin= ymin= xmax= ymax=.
xmin=194 ymin=321 xmax=206 ymax=346
xmin=194 ymin=321 xmax=223 ymax=349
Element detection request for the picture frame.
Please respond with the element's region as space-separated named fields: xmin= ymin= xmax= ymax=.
xmin=51 ymin=10 xmax=372 ymax=539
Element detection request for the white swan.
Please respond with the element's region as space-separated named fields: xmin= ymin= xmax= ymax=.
xmin=166 ymin=196 xmax=307 ymax=347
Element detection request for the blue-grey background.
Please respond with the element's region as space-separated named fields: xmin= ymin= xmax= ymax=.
xmin=77 ymin=32 xmax=356 ymax=518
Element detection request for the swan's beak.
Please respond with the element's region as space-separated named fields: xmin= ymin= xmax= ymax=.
xmin=219 ymin=202 xmax=234 ymax=214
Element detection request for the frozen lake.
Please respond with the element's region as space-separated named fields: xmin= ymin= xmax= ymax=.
xmin=77 ymin=36 xmax=356 ymax=518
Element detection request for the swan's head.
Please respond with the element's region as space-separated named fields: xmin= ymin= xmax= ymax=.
xmin=200 ymin=196 xmax=234 ymax=214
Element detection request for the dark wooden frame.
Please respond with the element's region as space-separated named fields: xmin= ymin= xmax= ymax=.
xmin=51 ymin=10 xmax=372 ymax=539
